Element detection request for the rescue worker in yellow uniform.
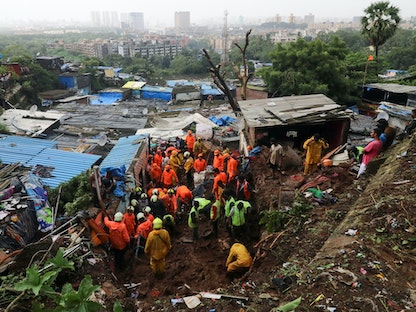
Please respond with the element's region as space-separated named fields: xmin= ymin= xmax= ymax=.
xmin=302 ymin=133 xmax=329 ymax=175
xmin=226 ymin=242 xmax=253 ymax=276
xmin=144 ymin=218 xmax=171 ymax=277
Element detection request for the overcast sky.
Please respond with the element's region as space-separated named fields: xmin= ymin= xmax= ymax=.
xmin=1 ymin=0 xmax=415 ymax=27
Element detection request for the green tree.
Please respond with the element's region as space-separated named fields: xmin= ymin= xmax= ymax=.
xmin=361 ymin=1 xmax=401 ymax=59
xmin=260 ymin=37 xmax=353 ymax=104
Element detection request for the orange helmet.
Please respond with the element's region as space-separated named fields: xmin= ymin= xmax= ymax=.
xmin=247 ymin=145 xmax=253 ymax=151
xmin=214 ymin=149 xmax=220 ymax=155
xmin=165 ymin=165 xmax=171 ymax=170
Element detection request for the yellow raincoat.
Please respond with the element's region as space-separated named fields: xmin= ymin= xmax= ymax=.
xmin=226 ymin=243 xmax=252 ymax=272
xmin=145 ymin=228 xmax=171 ymax=274
xmin=303 ymin=136 xmax=329 ymax=175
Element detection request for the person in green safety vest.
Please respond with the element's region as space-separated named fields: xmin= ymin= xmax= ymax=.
xmin=229 ymin=200 xmax=251 ymax=240
xmin=223 ymin=190 xmax=236 ymax=235
xmin=188 ymin=197 xmax=210 ymax=243
xmin=192 ymin=197 xmax=212 ymax=219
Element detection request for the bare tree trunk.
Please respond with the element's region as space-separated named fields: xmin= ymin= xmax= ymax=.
xmin=233 ymin=29 xmax=252 ymax=101
xmin=201 ymin=48 xmax=241 ymax=113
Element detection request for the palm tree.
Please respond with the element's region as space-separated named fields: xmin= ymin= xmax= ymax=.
xmin=361 ymin=1 xmax=401 ymax=59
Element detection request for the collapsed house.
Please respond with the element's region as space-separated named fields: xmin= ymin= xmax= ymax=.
xmin=238 ymin=94 xmax=352 ymax=149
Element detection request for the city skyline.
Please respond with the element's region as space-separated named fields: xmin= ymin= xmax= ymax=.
xmin=1 ymin=0 xmax=415 ymax=28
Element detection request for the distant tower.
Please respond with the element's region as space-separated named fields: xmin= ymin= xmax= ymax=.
xmin=221 ymin=10 xmax=229 ymax=65
xmin=130 ymin=12 xmax=145 ymax=32
xmin=289 ymin=13 xmax=295 ymax=24
xmin=175 ymin=11 xmax=190 ymax=30
xmin=275 ymin=14 xmax=282 ymax=24
xmin=304 ymin=13 xmax=315 ymax=26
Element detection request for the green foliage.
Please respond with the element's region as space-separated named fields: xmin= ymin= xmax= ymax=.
xmin=5 ymin=248 xmax=105 ymax=311
xmin=361 ymin=1 xmax=401 ymax=58
xmin=57 ymin=276 xmax=102 ymax=312
xmin=261 ymin=37 xmax=354 ymax=104
xmin=260 ymin=194 xmax=312 ymax=233
xmin=47 ymin=171 xmax=92 ymax=216
xmin=14 ymin=268 xmax=59 ymax=296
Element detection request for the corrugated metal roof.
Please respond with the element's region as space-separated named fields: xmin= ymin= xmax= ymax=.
xmin=239 ymin=94 xmax=346 ymax=128
xmin=100 ymin=135 xmax=147 ymax=170
xmin=364 ymin=83 xmax=416 ymax=94
xmin=0 ymin=135 xmax=101 ymax=189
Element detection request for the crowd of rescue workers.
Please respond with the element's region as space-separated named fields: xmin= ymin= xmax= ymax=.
xmin=90 ymin=111 xmax=416 ymax=279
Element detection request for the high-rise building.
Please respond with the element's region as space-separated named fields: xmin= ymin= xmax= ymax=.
xmin=304 ymin=13 xmax=315 ymax=26
xmin=91 ymin=11 xmax=102 ymax=27
xmin=175 ymin=11 xmax=190 ymax=30
xmin=130 ymin=12 xmax=145 ymax=32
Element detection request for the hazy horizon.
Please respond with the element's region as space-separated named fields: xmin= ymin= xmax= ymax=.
xmin=1 ymin=0 xmax=415 ymax=28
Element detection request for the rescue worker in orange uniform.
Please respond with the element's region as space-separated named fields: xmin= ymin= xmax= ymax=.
xmin=212 ymin=167 xmax=227 ymax=200
xmin=104 ymin=212 xmax=130 ymax=271
xmin=161 ymin=165 xmax=179 ymax=189
xmin=123 ymin=206 xmax=137 ymax=240
xmin=213 ymin=149 xmax=224 ymax=172
xmin=176 ymin=183 xmax=193 ymax=213
xmin=153 ymin=149 xmax=163 ymax=168
xmin=193 ymin=153 xmax=207 ymax=173
xmin=227 ymin=154 xmax=239 ymax=182
xmin=161 ymin=188 xmax=178 ymax=217
xmin=135 ymin=212 xmax=153 ymax=240
xmin=225 ymin=242 xmax=253 ymax=276
xmin=149 ymin=163 xmax=163 ymax=185
xmin=145 ymin=218 xmax=171 ymax=277
xmin=185 ymin=129 xmax=196 ymax=154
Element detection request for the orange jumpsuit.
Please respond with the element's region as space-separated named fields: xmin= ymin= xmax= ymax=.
xmin=213 ymin=172 xmax=227 ymax=200
xmin=213 ymin=153 xmax=224 ymax=171
xmin=161 ymin=168 xmax=179 ymax=188
xmin=104 ymin=217 xmax=130 ymax=250
xmin=149 ymin=163 xmax=162 ymax=184
xmin=123 ymin=212 xmax=136 ymax=237
xmin=227 ymin=157 xmax=239 ymax=182
xmin=135 ymin=219 xmax=153 ymax=239
xmin=185 ymin=132 xmax=196 ymax=153
xmin=194 ymin=158 xmax=207 ymax=173
xmin=161 ymin=193 xmax=178 ymax=216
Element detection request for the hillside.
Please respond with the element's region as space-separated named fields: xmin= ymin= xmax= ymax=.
xmin=3 ymin=132 xmax=416 ymax=312
xmin=75 ymin=133 xmax=416 ymax=311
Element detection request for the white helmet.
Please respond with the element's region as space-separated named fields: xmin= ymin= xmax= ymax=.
xmin=145 ymin=206 xmax=152 ymax=213
xmin=152 ymin=189 xmax=159 ymax=195
xmin=184 ymin=151 xmax=190 ymax=158
xmin=136 ymin=212 xmax=145 ymax=221
xmin=141 ymin=193 xmax=148 ymax=199
xmin=131 ymin=199 xmax=138 ymax=206
xmin=114 ymin=212 xmax=123 ymax=222
xmin=150 ymin=195 xmax=158 ymax=203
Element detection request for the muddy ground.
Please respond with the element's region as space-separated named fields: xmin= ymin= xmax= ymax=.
xmin=5 ymin=133 xmax=416 ymax=312
xmin=76 ymin=132 xmax=416 ymax=311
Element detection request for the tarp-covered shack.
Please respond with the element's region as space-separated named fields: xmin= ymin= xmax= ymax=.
xmin=238 ymin=94 xmax=351 ymax=149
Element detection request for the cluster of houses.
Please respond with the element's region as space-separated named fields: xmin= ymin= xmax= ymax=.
xmin=1 ymin=55 xmax=415 ymax=270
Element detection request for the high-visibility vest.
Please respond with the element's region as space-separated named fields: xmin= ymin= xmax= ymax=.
xmin=194 ymin=197 xmax=211 ymax=210
xmin=188 ymin=206 xmax=199 ymax=228
xmin=224 ymin=197 xmax=235 ymax=218
xmin=231 ymin=206 xmax=246 ymax=227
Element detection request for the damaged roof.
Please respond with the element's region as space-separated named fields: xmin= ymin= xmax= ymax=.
xmin=238 ymin=94 xmax=349 ymax=128
xmin=0 ymin=135 xmax=101 ymax=188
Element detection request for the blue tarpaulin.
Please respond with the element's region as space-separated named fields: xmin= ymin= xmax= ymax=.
xmin=208 ymin=116 xmax=236 ymax=126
